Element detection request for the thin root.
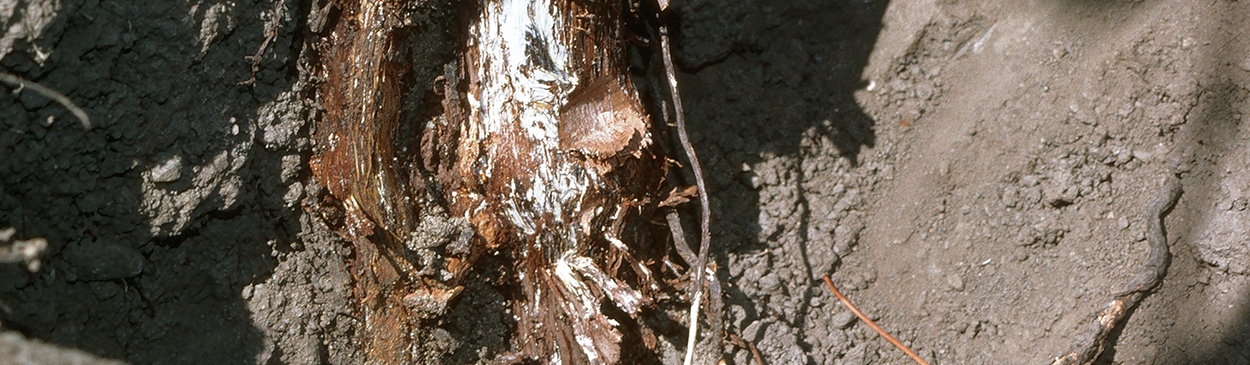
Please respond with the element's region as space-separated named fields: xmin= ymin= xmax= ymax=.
xmin=1049 ymin=175 xmax=1182 ymax=365
xmin=659 ymin=22 xmax=714 ymax=365
xmin=666 ymin=211 xmax=698 ymax=268
xmin=0 ymin=73 xmax=91 ymax=129
xmin=726 ymin=332 xmax=764 ymax=365
xmin=240 ymin=2 xmax=282 ymax=85
xmin=823 ymin=275 xmax=931 ymax=365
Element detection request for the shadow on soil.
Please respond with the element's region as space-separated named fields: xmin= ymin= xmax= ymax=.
xmin=1095 ymin=1 xmax=1250 ymax=362
xmin=1 ymin=0 xmax=310 ymax=363
xmin=669 ymin=0 xmax=886 ymax=357
xmin=1153 ymin=8 xmax=1250 ymax=360
xmin=1160 ymin=2 xmax=1250 ymax=363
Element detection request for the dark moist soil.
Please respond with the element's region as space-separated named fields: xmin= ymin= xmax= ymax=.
xmin=3 ymin=0 xmax=1250 ymax=364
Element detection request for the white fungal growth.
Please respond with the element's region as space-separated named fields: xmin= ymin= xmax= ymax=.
xmin=471 ymin=0 xmax=597 ymax=249
xmin=462 ymin=1 xmax=655 ymax=363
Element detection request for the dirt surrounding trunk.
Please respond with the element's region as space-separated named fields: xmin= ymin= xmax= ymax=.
xmin=2 ymin=0 xmax=1249 ymax=364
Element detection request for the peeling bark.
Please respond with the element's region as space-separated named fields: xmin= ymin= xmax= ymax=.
xmin=430 ymin=1 xmax=670 ymax=363
xmin=310 ymin=0 xmax=432 ymax=363
xmin=313 ymin=0 xmax=671 ymax=363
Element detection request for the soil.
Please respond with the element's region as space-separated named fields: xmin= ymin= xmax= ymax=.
xmin=2 ymin=0 xmax=1249 ymax=364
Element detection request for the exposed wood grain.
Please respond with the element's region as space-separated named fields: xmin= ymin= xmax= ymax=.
xmin=313 ymin=0 xmax=674 ymax=363
xmin=311 ymin=0 xmax=429 ymax=363
xmin=431 ymin=0 xmax=670 ymax=363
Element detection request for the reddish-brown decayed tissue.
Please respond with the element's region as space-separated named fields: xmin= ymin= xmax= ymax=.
xmin=312 ymin=0 xmax=674 ymax=364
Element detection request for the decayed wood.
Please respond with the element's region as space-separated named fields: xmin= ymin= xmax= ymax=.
xmin=313 ymin=0 xmax=413 ymax=249
xmin=429 ymin=0 xmax=670 ymax=363
xmin=310 ymin=0 xmax=451 ymax=363
xmin=313 ymin=0 xmax=676 ymax=363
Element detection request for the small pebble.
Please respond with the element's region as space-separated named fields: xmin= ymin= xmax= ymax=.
xmin=1115 ymin=151 xmax=1133 ymax=166
xmin=284 ymin=182 xmax=304 ymax=208
xmin=946 ymin=273 xmax=965 ymax=292
xmin=280 ymin=154 xmax=303 ymax=183
xmin=832 ymin=311 xmax=857 ymax=329
xmin=149 ymin=155 xmax=183 ymax=183
xmin=759 ymin=273 xmax=781 ymax=292
xmin=740 ymin=171 xmax=762 ymax=189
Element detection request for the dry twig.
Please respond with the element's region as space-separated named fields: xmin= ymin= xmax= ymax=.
xmin=659 ymin=23 xmax=714 ymax=365
xmin=1049 ymin=175 xmax=1182 ymax=365
xmin=240 ymin=3 xmax=282 ymax=85
xmin=823 ymin=275 xmax=931 ymax=365
xmin=726 ymin=332 xmax=764 ymax=365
